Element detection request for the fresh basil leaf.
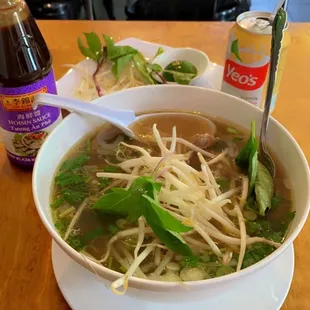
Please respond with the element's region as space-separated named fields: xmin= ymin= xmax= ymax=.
xmin=133 ymin=52 xmax=154 ymax=84
xmin=149 ymin=223 xmax=193 ymax=256
xmin=236 ymin=121 xmax=256 ymax=170
xmin=84 ymin=32 xmax=102 ymax=53
xmin=60 ymin=154 xmax=90 ymax=173
xmin=92 ymin=188 xmax=142 ymax=221
xmin=78 ymin=37 xmax=97 ymax=60
xmin=112 ymin=54 xmax=134 ymax=80
xmin=154 ymin=47 xmax=164 ymax=58
xmin=255 ymin=162 xmax=274 ymax=216
xmin=129 ymin=176 xmax=161 ymax=193
xmin=110 ymin=46 xmax=137 ymax=61
xmin=102 ymin=34 xmax=115 ymax=58
xmin=142 ymin=194 xmax=192 ymax=233
xmin=249 ymin=141 xmax=258 ymax=193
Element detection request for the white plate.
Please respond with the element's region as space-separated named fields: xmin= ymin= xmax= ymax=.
xmin=56 ymin=38 xmax=224 ymax=98
xmin=52 ymin=241 xmax=294 ymax=310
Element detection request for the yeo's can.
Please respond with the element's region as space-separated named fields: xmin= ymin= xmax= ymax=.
xmin=221 ymin=11 xmax=290 ymax=111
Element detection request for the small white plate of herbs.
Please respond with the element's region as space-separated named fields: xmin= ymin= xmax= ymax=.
xmin=56 ymin=33 xmax=223 ymax=101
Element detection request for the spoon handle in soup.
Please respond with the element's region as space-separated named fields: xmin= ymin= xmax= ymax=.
xmin=34 ymin=94 xmax=136 ymax=137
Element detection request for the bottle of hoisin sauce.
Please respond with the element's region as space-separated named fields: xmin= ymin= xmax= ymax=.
xmin=0 ymin=0 xmax=62 ymax=168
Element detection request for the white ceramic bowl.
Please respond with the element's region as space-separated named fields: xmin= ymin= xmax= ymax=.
xmin=33 ymin=85 xmax=310 ymax=303
xmin=153 ymin=48 xmax=209 ymax=83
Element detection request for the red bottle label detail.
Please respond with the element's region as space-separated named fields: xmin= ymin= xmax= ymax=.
xmin=223 ymin=59 xmax=269 ymax=91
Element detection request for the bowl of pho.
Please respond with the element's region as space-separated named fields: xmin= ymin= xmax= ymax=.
xmin=33 ymin=85 xmax=310 ymax=302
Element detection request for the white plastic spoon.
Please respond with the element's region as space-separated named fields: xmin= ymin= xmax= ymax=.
xmin=34 ymin=93 xmax=216 ymax=138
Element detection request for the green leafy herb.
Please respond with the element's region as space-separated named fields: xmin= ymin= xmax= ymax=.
xmin=154 ymin=47 xmax=164 ymax=58
xmin=236 ymin=121 xmax=256 ymax=168
xmin=133 ymin=52 xmax=155 ymax=84
xmin=55 ymin=173 xmax=85 ymax=186
xmin=255 ymin=162 xmax=274 ymax=216
xmin=112 ymin=54 xmax=134 ymax=79
xmin=67 ymin=234 xmax=85 ymax=251
xmin=78 ymin=33 xmax=103 ymax=63
xmin=246 ymin=209 xmax=295 ymax=243
xmin=54 ymin=218 xmax=71 ymax=236
xmin=60 ymin=154 xmax=90 ymax=173
xmin=235 ymin=121 xmax=276 ymax=216
xmin=242 ymin=243 xmax=275 ymax=269
xmin=142 ymin=195 xmax=192 ymax=233
xmin=62 ymin=189 xmax=87 ymax=205
xmin=51 ymin=197 xmax=65 ymax=210
xmin=227 ymin=126 xmax=240 ymax=135
xmin=162 ymin=60 xmax=197 ymax=85
xmin=231 ymin=39 xmax=242 ymax=63
xmin=102 ymin=34 xmax=115 ymax=58
xmin=236 ymin=121 xmax=258 ymax=193
xmin=93 ymin=188 xmax=141 ymax=220
xmin=179 ymin=255 xmax=200 ymax=268
xmin=92 ymin=176 xmax=193 ymax=256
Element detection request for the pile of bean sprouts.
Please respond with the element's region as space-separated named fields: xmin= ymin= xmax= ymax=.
xmin=63 ymin=124 xmax=280 ymax=295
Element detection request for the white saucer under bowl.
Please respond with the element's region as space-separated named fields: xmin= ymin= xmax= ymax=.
xmin=52 ymin=241 xmax=294 ymax=310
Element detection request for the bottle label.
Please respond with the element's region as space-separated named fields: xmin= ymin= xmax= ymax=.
xmin=0 ymin=70 xmax=62 ymax=167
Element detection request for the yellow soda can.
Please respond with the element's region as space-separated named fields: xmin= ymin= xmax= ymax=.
xmin=221 ymin=11 xmax=290 ymax=111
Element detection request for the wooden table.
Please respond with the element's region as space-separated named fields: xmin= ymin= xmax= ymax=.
xmin=0 ymin=20 xmax=309 ymax=310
